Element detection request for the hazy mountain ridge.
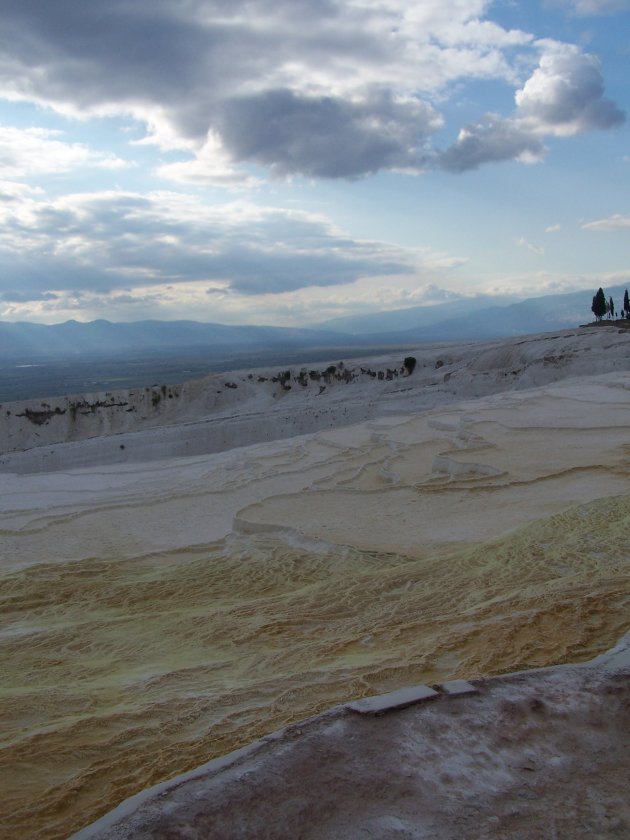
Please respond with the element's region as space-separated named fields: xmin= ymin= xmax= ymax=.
xmin=316 ymin=284 xmax=630 ymax=340
xmin=3 ymin=285 xmax=625 ymax=362
xmin=315 ymin=294 xmax=508 ymax=334
xmin=0 ymin=318 xmax=353 ymax=361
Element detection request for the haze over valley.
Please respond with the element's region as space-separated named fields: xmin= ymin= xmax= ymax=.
xmin=2 ymin=283 xmax=628 ymax=402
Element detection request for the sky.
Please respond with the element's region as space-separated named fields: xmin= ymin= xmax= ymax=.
xmin=0 ymin=0 xmax=628 ymax=327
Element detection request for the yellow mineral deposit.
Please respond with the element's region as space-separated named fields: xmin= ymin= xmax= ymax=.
xmin=1 ymin=374 xmax=629 ymax=839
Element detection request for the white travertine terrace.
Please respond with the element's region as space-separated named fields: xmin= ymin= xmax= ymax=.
xmin=1 ymin=326 xmax=629 ymax=839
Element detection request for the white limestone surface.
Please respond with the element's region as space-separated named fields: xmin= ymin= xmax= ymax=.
xmin=2 ymin=325 xmax=630 ymax=472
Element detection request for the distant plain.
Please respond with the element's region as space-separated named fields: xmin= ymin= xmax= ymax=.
xmin=0 ymin=344 xmax=406 ymax=403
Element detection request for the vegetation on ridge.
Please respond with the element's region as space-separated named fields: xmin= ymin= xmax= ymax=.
xmin=591 ymin=286 xmax=630 ymax=322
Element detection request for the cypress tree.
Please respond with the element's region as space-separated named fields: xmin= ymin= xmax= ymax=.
xmin=591 ymin=287 xmax=606 ymax=321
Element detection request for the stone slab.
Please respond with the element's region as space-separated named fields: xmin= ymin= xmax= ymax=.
xmin=439 ymin=679 xmax=478 ymax=696
xmin=346 ymin=684 xmax=438 ymax=714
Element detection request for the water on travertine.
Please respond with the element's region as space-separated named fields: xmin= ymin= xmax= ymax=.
xmin=1 ymin=379 xmax=629 ymax=839
xmin=2 ymin=500 xmax=628 ymax=839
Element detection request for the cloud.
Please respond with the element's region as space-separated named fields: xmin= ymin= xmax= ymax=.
xmin=439 ymin=40 xmax=624 ymax=171
xmin=217 ymin=89 xmax=441 ymax=178
xmin=0 ymin=0 xmax=535 ymax=180
xmin=0 ymin=179 xmax=42 ymax=202
xmin=517 ymin=237 xmax=545 ymax=255
xmin=582 ymin=213 xmax=630 ymax=230
xmin=0 ymin=126 xmax=128 ymax=178
xmin=0 ymin=3 xmax=622 ymax=183
xmin=553 ymin=0 xmax=630 ymax=15
xmin=418 ymin=283 xmax=463 ymax=302
xmin=545 ymin=224 xmax=562 ymax=233
xmin=0 ymin=188 xmax=422 ymax=299
xmin=515 ymin=41 xmax=625 ymax=135
xmin=1 ymin=289 xmax=58 ymax=302
xmin=154 ymin=135 xmax=261 ymax=188
xmin=439 ymin=115 xmax=546 ymax=171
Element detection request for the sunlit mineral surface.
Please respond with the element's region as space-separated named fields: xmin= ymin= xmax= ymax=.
xmin=1 ymin=370 xmax=629 ymax=839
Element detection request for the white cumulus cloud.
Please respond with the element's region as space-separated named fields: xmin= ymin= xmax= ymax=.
xmin=582 ymin=213 xmax=630 ymax=230
xmin=0 ymin=126 xmax=128 ymax=178
xmin=439 ymin=40 xmax=624 ymax=171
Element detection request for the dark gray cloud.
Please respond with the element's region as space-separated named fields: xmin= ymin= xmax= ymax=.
xmin=1 ymin=289 xmax=58 ymax=302
xmin=439 ymin=115 xmax=546 ymax=172
xmin=0 ymin=1 xmax=213 ymax=113
xmin=0 ymin=0 xmax=421 ymax=173
xmin=218 ymin=89 xmax=438 ymax=178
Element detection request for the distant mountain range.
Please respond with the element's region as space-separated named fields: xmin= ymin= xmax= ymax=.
xmin=1 ymin=284 xmax=627 ymax=363
xmin=0 ymin=319 xmax=356 ymax=362
xmin=316 ymin=285 xmax=628 ymax=340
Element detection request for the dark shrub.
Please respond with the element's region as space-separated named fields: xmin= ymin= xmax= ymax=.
xmin=403 ymin=356 xmax=417 ymax=375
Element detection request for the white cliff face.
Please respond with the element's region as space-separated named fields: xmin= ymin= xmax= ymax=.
xmin=1 ymin=325 xmax=629 ymax=472
xmin=1 ymin=327 xmax=629 ymax=840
